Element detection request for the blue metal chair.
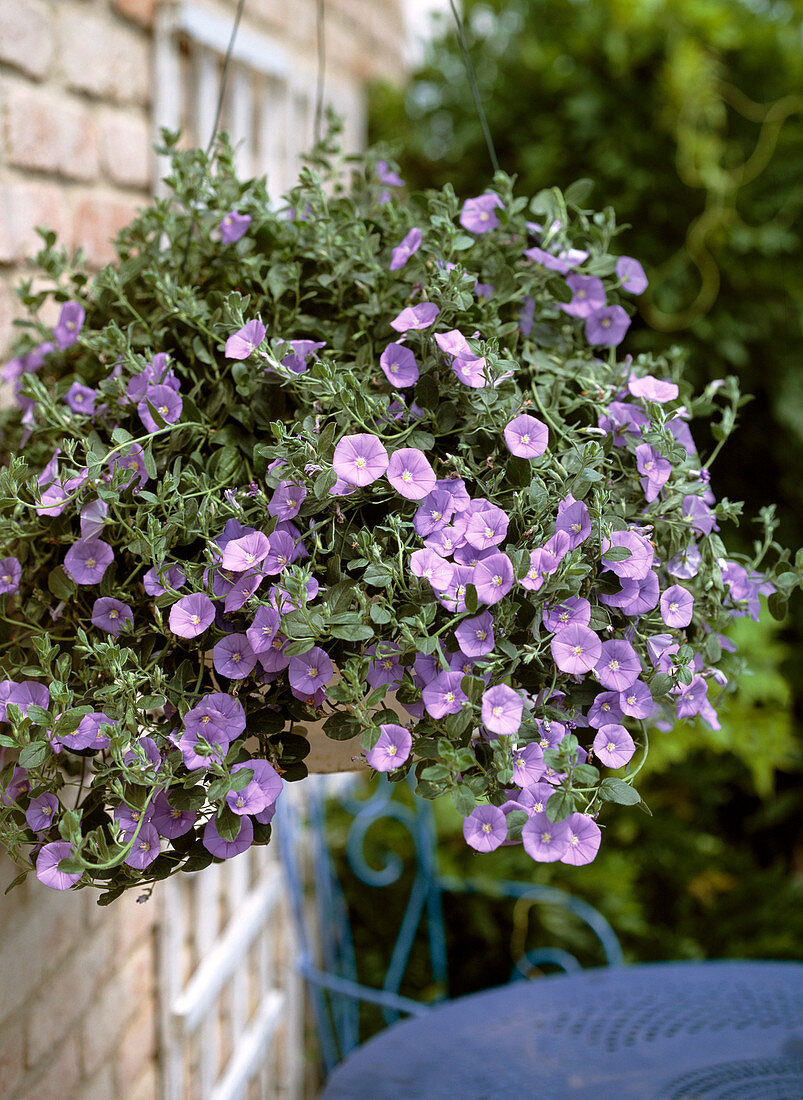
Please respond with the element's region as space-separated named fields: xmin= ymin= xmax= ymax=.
xmin=276 ymin=774 xmax=624 ymax=1076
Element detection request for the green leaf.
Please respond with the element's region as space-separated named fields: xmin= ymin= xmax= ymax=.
xmin=215 ymin=804 xmax=242 ymax=843
xmin=464 ymin=582 xmax=478 ymax=614
xmin=545 ymin=788 xmax=578 ymax=822
xmin=602 ymin=546 xmax=633 ymax=562
xmin=53 ymin=707 xmax=92 ymax=735
xmin=369 ymin=603 xmax=393 ymax=624
xmin=572 ymin=763 xmax=599 ymax=785
xmin=169 ymin=786 xmax=207 ymax=811
xmin=323 ymin=712 xmax=362 ymax=741
xmin=18 ymin=741 xmax=50 ymax=769
xmin=451 ymin=785 xmax=476 ymax=815
xmin=649 ymin=673 xmax=673 ymax=697
xmin=26 ymin=705 xmax=51 ymax=726
xmin=599 ymin=778 xmax=641 ymax=805
xmin=363 ymin=563 xmax=393 ymax=587
xmin=47 ymin=567 xmax=75 ymax=601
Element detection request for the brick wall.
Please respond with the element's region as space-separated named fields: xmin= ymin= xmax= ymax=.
xmin=0 ymin=0 xmax=406 ymax=359
xmin=0 ymin=854 xmax=160 ymax=1099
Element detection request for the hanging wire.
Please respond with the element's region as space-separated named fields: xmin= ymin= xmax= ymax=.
xmin=314 ymin=0 xmax=327 ymax=145
xmin=206 ymin=0 xmax=248 ymax=155
xmin=448 ymin=0 xmax=499 ymax=175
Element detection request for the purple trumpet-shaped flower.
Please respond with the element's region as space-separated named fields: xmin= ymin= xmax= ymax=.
xmin=220 ymin=532 xmax=271 ymax=572
xmin=288 ymin=647 xmax=333 ymax=698
xmin=511 ymin=742 xmax=546 ymax=787
xmin=151 ymin=792 xmax=196 ymax=839
xmin=203 ymin=815 xmax=254 ymax=859
xmin=365 ymin=643 xmax=403 ymax=690
xmin=213 ymin=634 xmax=257 ymax=679
xmin=561 ymin=275 xmax=605 ymax=318
xmin=387 ymin=448 xmax=436 ymax=500
xmin=109 ymin=443 xmax=149 ymax=489
xmin=667 ymin=545 xmax=701 ymax=580
xmin=617 ymin=256 xmax=648 ymax=295
xmin=80 ymin=499 xmax=108 ymax=540
xmin=473 ymin=553 xmax=514 ymax=605
xmin=463 ymin=804 xmax=507 ymax=852
xmin=143 ymin=563 xmax=185 ymax=596
xmin=550 ymin=623 xmax=602 ymax=675
xmin=601 ymin=530 xmax=654 ymax=581
xmin=169 ymin=594 xmax=215 ymax=638
xmin=229 ymin=759 xmax=282 ymax=815
xmin=620 ymin=680 xmax=656 ymax=720
xmin=53 ymin=302 xmax=85 ymax=349
xmin=600 ymin=571 xmax=660 ymax=617
xmin=220 ymin=210 xmax=251 ymax=243
xmin=279 ymin=338 xmax=326 ymax=374
xmin=261 ymin=531 xmax=297 ymax=575
xmin=64 ymin=382 xmax=97 ymax=415
xmin=0 ymin=680 xmax=49 ymax=722
xmin=26 ymin=792 xmax=59 ymax=833
xmin=225 ymin=319 xmax=266 ymax=360
xmin=390 ymin=227 xmax=422 ymax=270
xmin=36 ymin=841 xmax=82 ymax=890
xmin=365 ymin=724 xmax=413 ymax=772
xmin=542 ymin=597 xmax=591 ymax=633
xmin=560 ymin=814 xmax=602 ymax=866
xmin=64 ymin=538 xmax=114 ymax=585
xmin=459 ymin=193 xmax=503 ymax=234
xmin=555 ymin=497 xmax=591 ymax=549
xmin=422 ymin=671 xmax=467 ymax=719
xmin=521 ymin=811 xmax=572 ymax=863
xmin=379 ymin=343 xmax=419 ymax=388
xmin=138 ymin=384 xmax=183 ymax=433
xmin=465 ymin=504 xmax=509 ymax=551
xmin=593 ymin=724 xmax=636 ymax=768
xmin=481 ymin=684 xmax=523 ymax=737
xmin=636 ymin=443 xmax=671 ymax=502
xmin=661 ymin=584 xmax=694 ymax=628
xmin=389 ymin=303 xmax=440 ymax=332
xmin=504 ymin=413 xmax=549 ymax=458
xmin=595 ymin=639 xmax=642 ymax=691
xmin=410 ymin=548 xmax=453 ymax=592
xmin=585 ymin=305 xmax=630 ymax=347
xmin=268 ymin=481 xmax=307 ymax=521
xmin=332 ymin=433 xmax=389 ymax=487
xmin=114 ymin=802 xmax=154 ymax=838
xmin=91 ymin=597 xmax=133 ymax=635
xmin=376 ymin=160 xmax=404 ymax=187
xmin=0 ymin=557 xmax=21 ymax=595
xmin=455 ymin=611 xmax=495 ymax=657
xmin=628 ymin=372 xmax=678 ymax=403
xmin=246 ymin=606 xmax=281 ymax=654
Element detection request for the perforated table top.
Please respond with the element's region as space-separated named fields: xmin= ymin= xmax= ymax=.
xmin=321 ymin=961 xmax=803 ymax=1099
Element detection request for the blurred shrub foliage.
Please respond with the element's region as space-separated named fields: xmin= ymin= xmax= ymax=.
xmin=343 ymin=0 xmax=803 ymax=980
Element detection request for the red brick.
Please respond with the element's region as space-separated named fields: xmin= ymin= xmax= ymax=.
xmin=99 ymin=108 xmax=152 ymax=190
xmin=57 ymin=7 xmax=150 ymax=107
xmin=5 ymin=82 xmax=100 ymax=182
xmin=112 ymin=0 xmax=160 ymax=27
xmin=0 ymin=0 xmax=55 ymax=80
xmin=72 ymin=193 xmax=140 ymax=266
xmin=0 ymin=179 xmax=72 ymax=265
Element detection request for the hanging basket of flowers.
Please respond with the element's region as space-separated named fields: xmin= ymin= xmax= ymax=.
xmin=0 ymin=128 xmax=798 ymax=903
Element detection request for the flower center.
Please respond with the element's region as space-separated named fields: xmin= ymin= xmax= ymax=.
xmin=577 ymin=289 xmax=586 ymax=300
xmin=492 ymin=706 xmax=502 ymax=717
xmin=190 ymin=614 xmax=200 ymax=625
xmin=86 ymin=558 xmax=96 ymax=569
xmin=606 ymin=742 xmax=615 ymax=752
xmin=139 ymin=841 xmax=150 ymax=851
xmin=476 ymin=629 xmax=486 ymax=640
xmin=355 ymin=456 xmax=367 ymax=468
xmin=670 ymin=602 xmax=679 ymax=612
xmin=559 ymin=612 xmax=569 ymax=622
xmin=627 ymin=695 xmax=636 ymax=705
xmin=232 ymin=653 xmax=241 ymax=662
xmin=109 ymin=609 xmax=119 ymax=619
xmin=43 ymin=805 xmax=52 ymax=816
xmin=484 ymin=526 xmax=494 ymax=539
xmin=572 ymin=645 xmax=583 ymax=655
xmin=540 ymin=831 xmax=552 ymax=844
xmin=608 ymin=659 xmax=619 ymax=670
xmin=388 ymin=363 xmax=398 ymax=373
xmin=272 ymin=638 xmax=283 ymax=649
xmin=571 ymin=522 xmax=581 ymax=532
xmin=401 ymin=470 xmax=413 ymax=482
xmin=2 ymin=574 xmax=11 ymax=584
xmin=388 ymin=745 xmax=397 ymax=756
xmin=75 ymin=393 xmax=83 ymax=403
xmin=601 ymin=317 xmax=611 ymax=329
xmin=521 ymin=434 xmax=530 ymax=444
xmin=445 ymin=692 xmax=456 ymax=703
xmin=158 ymin=405 xmax=169 ymax=416
xmin=492 ymin=575 xmax=503 ymax=587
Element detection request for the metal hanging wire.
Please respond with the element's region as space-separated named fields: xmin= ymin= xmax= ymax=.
xmin=448 ymin=0 xmax=500 ymax=175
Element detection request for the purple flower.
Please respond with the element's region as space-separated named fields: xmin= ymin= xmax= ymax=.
xmin=80 ymin=499 xmax=108 ymax=540
xmin=230 ymin=759 xmax=282 ymax=814
xmin=390 ymin=227 xmax=422 ymax=270
xmin=459 ymin=193 xmax=503 ymax=234
xmin=151 ymin=792 xmax=196 ymax=839
xmin=414 ymin=489 xmax=455 ymax=536
xmin=64 ymin=381 xmax=97 ymax=415
xmin=682 ymin=495 xmax=715 ymax=537
xmin=36 ymin=841 xmax=82 ymax=890
xmin=0 ymin=557 xmax=21 ymax=595
xmin=465 ymin=504 xmax=509 ymax=551
xmin=213 ymin=634 xmax=257 ymax=679
xmin=225 ymin=319 xmax=266 ymax=360
xmin=593 ymin=723 xmax=636 ymax=768
xmin=108 ymin=443 xmax=149 ymax=489
xmin=451 ymin=353 xmax=489 ymax=388
xmin=473 ymin=552 xmax=514 ymax=605
xmin=389 ymin=303 xmax=440 ymax=332
xmin=53 ymin=302 xmax=85 ymax=349
xmin=138 ymin=384 xmax=183 ymax=433
xmin=268 ymin=481 xmax=307 ymax=521
xmin=365 ymin=643 xmax=403 ymax=690
xmin=481 ymin=684 xmax=523 ymax=736
xmin=376 ymin=160 xmax=404 ymax=187
xmin=561 ymin=275 xmax=605 ymax=318
xmin=660 ymin=584 xmax=694 ymax=628
xmin=379 ymin=343 xmax=419 ymax=388
xmin=550 ymin=624 xmax=602 ymax=674
xmin=126 ymin=353 xmax=180 ymax=402
xmin=120 ymin=821 xmax=161 ymax=868
xmin=542 ymin=597 xmax=591 ymax=633
xmin=169 ymin=593 xmax=215 ymax=638
xmin=455 ymin=611 xmax=495 ymax=657
xmin=332 ymin=433 xmax=389 ymax=487
xmin=91 ymin=597 xmax=133 ymax=635
xmin=617 ymin=256 xmax=648 ymax=295
xmin=595 ymin=639 xmax=642 ymax=691
xmin=585 ymin=305 xmax=631 ymax=347
xmin=521 ymin=811 xmax=571 ymax=863
xmin=524 ymin=246 xmax=570 ymax=274
xmin=463 ymin=804 xmax=507 ymax=852
xmin=387 ymin=448 xmax=436 ymax=500
xmin=519 ymin=545 xmax=561 ymax=592
xmin=600 ymin=572 xmax=660 ymax=617
xmin=288 ymin=647 xmax=333 ymax=698
xmin=511 ymin=742 xmax=546 ymax=787
xmin=279 ymin=338 xmax=326 ymax=374
xmin=619 ymin=680 xmax=656 ymax=720
xmin=422 ymin=671 xmax=467 ymax=719
xmin=636 ymin=443 xmax=671 ymax=502
xmin=220 ymin=532 xmax=271 ymax=572
xmin=555 ymin=497 xmax=591 ymax=549
xmin=410 ymin=548 xmax=454 ymax=592
xmin=667 ymin=545 xmax=701 ymax=580
xmin=365 ymin=723 xmax=412 ymax=772
xmin=599 ymin=400 xmax=648 ymax=447
xmin=59 ymin=711 xmax=116 ymax=751
xmin=203 ymin=814 xmax=254 ymax=859
xmin=503 ymin=414 xmax=549 ymax=458
xmin=246 ymin=606 xmax=281 ymax=653
xmin=602 ymin=530 xmax=654 ymax=581
xmin=143 ymin=563 xmax=185 ymax=596
xmin=627 ymin=372 xmax=678 ymax=403
xmin=64 ymin=538 xmax=114 ymax=585
xmin=438 ymin=563 xmax=475 ymax=614
xmin=114 ymin=801 xmax=154 ymax=838
xmin=26 ymin=792 xmax=59 ymax=833
xmin=177 ymin=726 xmax=227 ymax=769
xmin=220 ymin=210 xmax=252 ymax=243
xmin=560 ymin=814 xmax=602 ymax=866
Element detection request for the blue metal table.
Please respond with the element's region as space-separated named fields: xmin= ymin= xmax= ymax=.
xmin=321 ymin=960 xmax=803 ymax=1099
